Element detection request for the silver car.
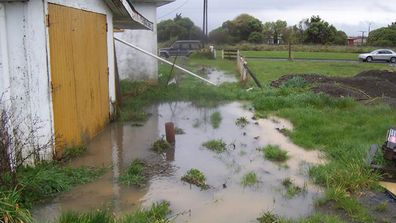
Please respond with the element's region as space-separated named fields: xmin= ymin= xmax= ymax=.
xmin=358 ymin=49 xmax=396 ymax=63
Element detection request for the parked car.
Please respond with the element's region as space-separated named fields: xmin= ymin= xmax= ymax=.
xmin=159 ymin=40 xmax=202 ymax=58
xmin=358 ymin=49 xmax=396 ymax=63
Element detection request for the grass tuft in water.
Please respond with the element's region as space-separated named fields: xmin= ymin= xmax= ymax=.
xmin=235 ymin=116 xmax=249 ymax=128
xmin=210 ymin=111 xmax=222 ymax=129
xmin=57 ymin=201 xmax=171 ymax=223
xmin=202 ymin=139 xmax=227 ymax=153
xmin=257 ymin=211 xmax=281 ymax=223
xmin=61 ymin=146 xmax=87 ymax=161
xmin=241 ymin=172 xmax=258 ymax=187
xmin=374 ymin=201 xmax=388 ymax=213
xmin=122 ymin=201 xmax=171 ymax=223
xmin=181 ymin=168 xmax=208 ymax=189
xmin=152 ymin=139 xmax=172 ymax=153
xmin=263 ymin=145 xmax=289 ymax=162
xmin=281 ymin=177 xmax=304 ymax=198
xmin=119 ymin=160 xmax=146 ymax=187
xmin=174 ymin=127 xmax=185 ymax=135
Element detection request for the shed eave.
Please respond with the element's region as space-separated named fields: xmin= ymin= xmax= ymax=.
xmin=104 ymin=0 xmax=153 ymax=30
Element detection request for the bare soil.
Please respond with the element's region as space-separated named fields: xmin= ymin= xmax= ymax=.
xmin=271 ymin=70 xmax=396 ymax=107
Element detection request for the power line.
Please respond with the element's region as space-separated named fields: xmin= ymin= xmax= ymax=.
xmin=157 ymin=0 xmax=191 ymax=19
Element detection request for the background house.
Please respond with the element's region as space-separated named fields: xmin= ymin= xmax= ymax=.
xmin=0 ymin=0 xmax=152 ymax=160
xmin=115 ymin=0 xmax=174 ymax=81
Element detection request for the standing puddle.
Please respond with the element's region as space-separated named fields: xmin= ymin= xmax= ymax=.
xmin=33 ymin=102 xmax=324 ymax=222
xmin=200 ymin=68 xmax=237 ymax=84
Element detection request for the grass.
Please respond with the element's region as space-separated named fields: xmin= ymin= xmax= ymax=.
xmin=0 ymin=189 xmax=33 ymax=223
xmin=257 ymin=211 xmax=281 ymax=223
xmin=263 ymin=145 xmax=289 ymax=162
xmin=118 ymin=160 xmax=146 ymax=187
xmin=174 ymin=127 xmax=185 ymax=134
xmin=181 ymin=168 xmax=208 ymax=189
xmin=247 ymin=60 xmax=396 ymax=84
xmin=118 ymin=54 xmax=396 ymax=221
xmin=235 ymin=116 xmax=249 ymax=128
xmin=61 ymin=146 xmax=87 ymax=161
xmin=210 ymin=111 xmax=222 ymax=129
xmin=374 ymin=201 xmax=388 ymax=213
xmin=57 ymin=201 xmax=171 ymax=223
xmin=316 ymin=187 xmax=373 ymax=222
xmin=202 ymin=139 xmax=227 ymax=153
xmin=242 ymin=51 xmax=359 ymax=60
xmin=152 ymin=139 xmax=172 ymax=153
xmin=241 ymin=172 xmax=258 ymax=187
xmin=16 ymin=162 xmax=106 ymax=208
xmin=281 ymin=177 xmax=305 ymax=198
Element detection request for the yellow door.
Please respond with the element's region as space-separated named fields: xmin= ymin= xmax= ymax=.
xmin=48 ymin=4 xmax=109 ymax=156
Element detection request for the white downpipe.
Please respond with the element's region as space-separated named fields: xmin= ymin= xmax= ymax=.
xmin=114 ymin=37 xmax=217 ymax=86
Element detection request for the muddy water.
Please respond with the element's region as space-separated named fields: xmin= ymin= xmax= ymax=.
xmin=205 ymin=69 xmax=237 ymax=84
xmin=33 ymin=102 xmax=324 ymax=222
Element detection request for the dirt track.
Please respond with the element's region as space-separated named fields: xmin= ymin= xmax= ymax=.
xmin=271 ymin=70 xmax=396 ymax=107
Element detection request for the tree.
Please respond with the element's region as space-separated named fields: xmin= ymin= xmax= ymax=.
xmin=368 ymin=22 xmax=396 ymax=46
xmin=303 ymin=16 xmax=337 ymax=44
xmin=157 ymin=15 xmax=202 ymax=42
xmin=248 ymin=32 xmax=264 ymax=44
xmin=333 ymin=31 xmax=348 ymax=45
xmin=262 ymin=20 xmax=287 ymax=44
xmin=209 ymin=27 xmax=231 ymax=44
xmin=222 ymin=14 xmax=263 ymax=42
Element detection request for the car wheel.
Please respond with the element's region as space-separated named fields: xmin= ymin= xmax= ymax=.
xmin=391 ymin=57 xmax=396 ymax=63
xmin=160 ymin=52 xmax=169 ymax=58
xmin=366 ymin=56 xmax=373 ymax=62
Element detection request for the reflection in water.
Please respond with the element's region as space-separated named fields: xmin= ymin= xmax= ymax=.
xmin=33 ymin=102 xmax=324 ymax=223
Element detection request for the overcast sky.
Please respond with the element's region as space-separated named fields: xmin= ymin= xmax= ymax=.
xmin=157 ymin=0 xmax=396 ymax=36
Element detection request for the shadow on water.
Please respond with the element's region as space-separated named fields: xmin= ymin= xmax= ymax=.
xmin=33 ymin=102 xmax=324 ymax=222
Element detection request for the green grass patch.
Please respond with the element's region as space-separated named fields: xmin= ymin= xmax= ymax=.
xmin=247 ymin=60 xmax=395 ymax=84
xmin=241 ymin=171 xmax=258 ymax=187
xmin=152 ymin=139 xmax=172 ymax=153
xmin=235 ymin=116 xmax=249 ymax=128
xmin=202 ymin=139 xmax=227 ymax=153
xmin=263 ymin=145 xmax=289 ymax=162
xmin=118 ymin=160 xmax=146 ymax=187
xmin=316 ymin=187 xmax=373 ymax=222
xmin=257 ymin=211 xmax=281 ymax=223
xmin=281 ymin=177 xmax=305 ymax=198
xmin=61 ymin=146 xmax=87 ymax=161
xmin=57 ymin=201 xmax=171 ymax=223
xmin=242 ymin=51 xmax=359 ymax=60
xmin=0 ymin=189 xmax=33 ymax=223
xmin=210 ymin=111 xmax=222 ymax=129
xmin=181 ymin=169 xmax=208 ymax=189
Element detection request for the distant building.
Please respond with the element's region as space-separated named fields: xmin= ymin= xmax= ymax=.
xmin=348 ymin=36 xmax=367 ymax=46
xmin=115 ymin=0 xmax=175 ymax=81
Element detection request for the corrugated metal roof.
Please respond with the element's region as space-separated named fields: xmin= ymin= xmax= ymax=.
xmin=104 ymin=0 xmax=153 ymax=30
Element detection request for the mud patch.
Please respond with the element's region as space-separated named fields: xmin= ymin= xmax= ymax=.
xmin=33 ymin=102 xmax=324 ymax=223
xmin=271 ymin=70 xmax=396 ymax=107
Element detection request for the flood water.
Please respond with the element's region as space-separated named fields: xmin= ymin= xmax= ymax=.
xmin=33 ymin=102 xmax=324 ymax=222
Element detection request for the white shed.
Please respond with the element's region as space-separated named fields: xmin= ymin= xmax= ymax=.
xmin=115 ymin=0 xmax=174 ymax=81
xmin=0 ymin=0 xmax=152 ymax=159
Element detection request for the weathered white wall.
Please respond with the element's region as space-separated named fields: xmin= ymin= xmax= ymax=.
xmin=46 ymin=0 xmax=117 ymax=112
xmin=115 ymin=3 xmax=158 ymax=80
xmin=1 ymin=0 xmax=118 ymax=161
xmin=1 ymin=1 xmax=53 ymax=161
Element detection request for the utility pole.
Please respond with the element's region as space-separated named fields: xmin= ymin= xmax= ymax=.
xmin=202 ymin=0 xmax=208 ymax=47
xmin=358 ymin=31 xmax=366 ymax=46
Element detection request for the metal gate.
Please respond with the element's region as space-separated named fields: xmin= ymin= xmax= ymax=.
xmin=48 ymin=3 xmax=109 ymax=155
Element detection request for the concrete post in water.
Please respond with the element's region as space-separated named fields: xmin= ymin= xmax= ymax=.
xmin=165 ymin=122 xmax=175 ymax=145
